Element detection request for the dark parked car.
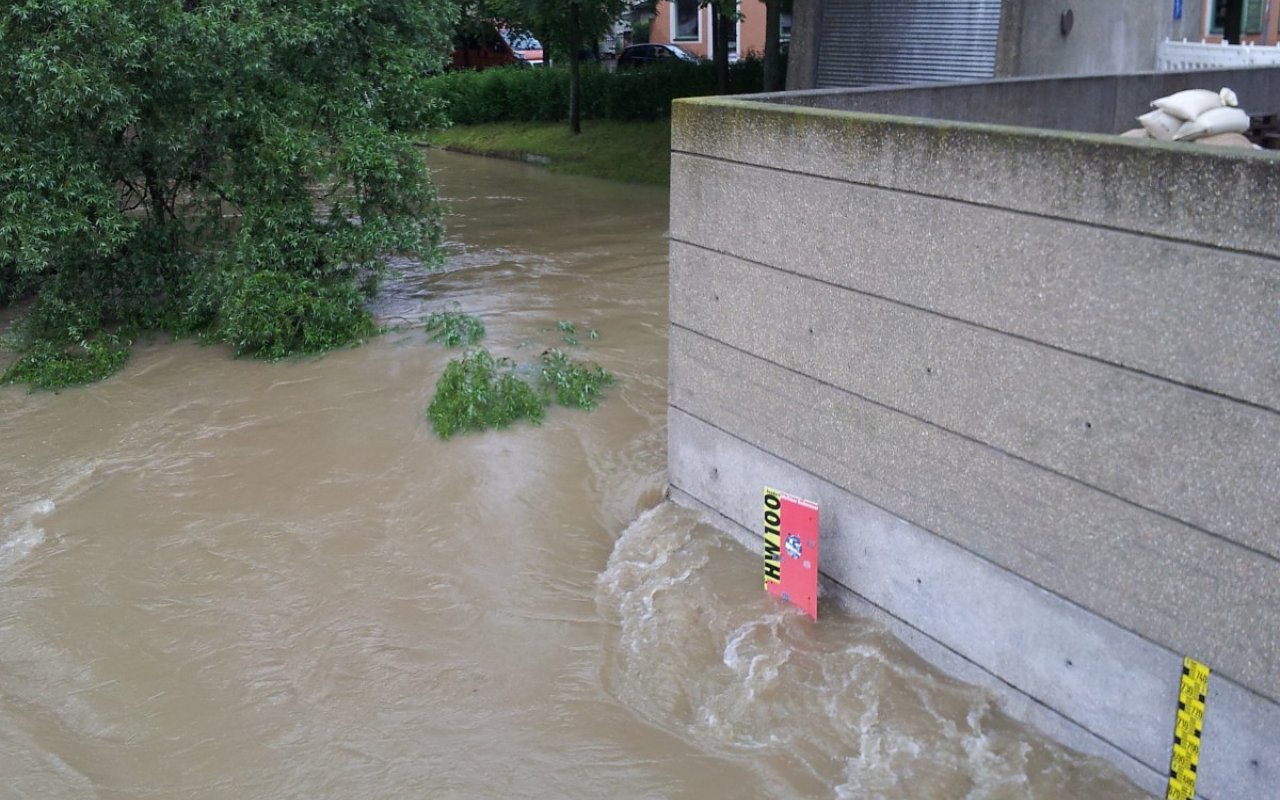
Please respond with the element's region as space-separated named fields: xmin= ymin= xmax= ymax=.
xmin=616 ymin=43 xmax=699 ymax=69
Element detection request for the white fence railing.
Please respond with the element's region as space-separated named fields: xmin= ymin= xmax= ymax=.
xmin=1158 ymin=38 xmax=1280 ymax=71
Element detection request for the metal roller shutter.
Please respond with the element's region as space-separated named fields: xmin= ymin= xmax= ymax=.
xmin=816 ymin=0 xmax=1003 ymax=88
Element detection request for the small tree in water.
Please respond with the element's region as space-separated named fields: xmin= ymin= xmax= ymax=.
xmin=0 ymin=0 xmax=458 ymax=389
xmin=428 ymin=349 xmax=547 ymax=439
xmin=424 ymin=318 xmax=617 ymax=438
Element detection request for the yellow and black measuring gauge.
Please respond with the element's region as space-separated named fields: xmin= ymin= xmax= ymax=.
xmin=1166 ymin=656 xmax=1210 ymax=800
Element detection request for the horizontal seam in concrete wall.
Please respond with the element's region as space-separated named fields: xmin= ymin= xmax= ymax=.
xmin=670 ymin=148 xmax=1280 ymax=266
xmin=668 ymin=479 xmax=1166 ymax=785
xmin=670 ymin=241 xmax=1280 ymax=552
xmin=669 ymin=321 xmax=1280 ymax=576
xmin=670 ymin=152 xmax=1280 ymax=410
xmin=669 ymin=235 xmax=1280 ymax=419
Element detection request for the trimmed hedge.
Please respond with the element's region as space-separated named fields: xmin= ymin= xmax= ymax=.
xmin=428 ymin=58 xmax=770 ymax=125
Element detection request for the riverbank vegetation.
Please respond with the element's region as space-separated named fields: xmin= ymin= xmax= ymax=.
xmin=429 ymin=120 xmax=671 ymax=185
xmin=423 ymin=57 xmax=775 ymax=186
xmin=459 ymin=1 xmax=790 ymax=128
xmin=426 ymin=58 xmax=769 ymax=125
xmin=0 ymin=1 xmax=455 ymax=390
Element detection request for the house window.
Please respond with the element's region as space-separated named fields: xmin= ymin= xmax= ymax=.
xmin=1208 ymin=0 xmax=1266 ymax=36
xmin=674 ymin=0 xmax=700 ymax=41
xmin=780 ymin=12 xmax=793 ymax=41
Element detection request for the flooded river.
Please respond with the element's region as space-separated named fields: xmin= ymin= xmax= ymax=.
xmin=0 ymin=151 xmax=1147 ymax=799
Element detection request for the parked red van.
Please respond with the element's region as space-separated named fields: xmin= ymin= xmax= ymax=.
xmin=450 ymin=22 xmax=521 ymax=70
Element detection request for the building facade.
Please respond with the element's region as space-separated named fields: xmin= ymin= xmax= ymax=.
xmin=648 ymin=0 xmax=792 ymax=61
xmin=786 ymin=0 xmax=1280 ymax=89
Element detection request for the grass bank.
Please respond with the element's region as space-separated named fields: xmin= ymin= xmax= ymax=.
xmin=425 ymin=120 xmax=671 ymax=187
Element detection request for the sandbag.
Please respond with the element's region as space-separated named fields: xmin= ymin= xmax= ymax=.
xmin=1152 ymin=87 xmax=1237 ymax=121
xmin=1138 ymin=109 xmax=1182 ymax=140
xmin=1193 ymin=132 xmax=1255 ymax=149
xmin=1172 ymin=106 xmax=1251 ymax=141
xmin=1119 ymin=128 xmax=1150 ymax=138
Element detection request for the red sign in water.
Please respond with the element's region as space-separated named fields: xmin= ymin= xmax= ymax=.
xmin=763 ymin=487 xmax=820 ymax=619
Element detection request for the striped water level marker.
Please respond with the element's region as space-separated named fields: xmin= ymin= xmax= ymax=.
xmin=1166 ymin=656 xmax=1210 ymax=800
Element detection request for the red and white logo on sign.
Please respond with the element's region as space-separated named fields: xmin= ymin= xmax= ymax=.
xmin=763 ymin=487 xmax=820 ymax=619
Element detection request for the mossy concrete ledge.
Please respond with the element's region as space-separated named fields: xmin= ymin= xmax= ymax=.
xmin=667 ymin=71 xmax=1280 ymax=800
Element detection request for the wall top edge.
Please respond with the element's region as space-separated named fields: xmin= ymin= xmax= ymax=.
xmin=742 ymin=64 xmax=1280 ymax=101
xmin=670 ymin=96 xmax=1279 ymax=163
xmin=670 ymin=96 xmax=1279 ymax=258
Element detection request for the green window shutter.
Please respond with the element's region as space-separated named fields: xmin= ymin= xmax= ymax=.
xmin=1210 ymin=0 xmax=1267 ymax=35
xmin=1245 ymin=0 xmax=1265 ymax=34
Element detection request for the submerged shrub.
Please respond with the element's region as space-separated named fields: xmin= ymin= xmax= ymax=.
xmin=1 ymin=332 xmax=133 ymax=390
xmin=427 ymin=348 xmax=546 ymax=439
xmin=426 ymin=310 xmax=486 ymax=347
xmin=539 ymin=348 xmax=615 ymax=410
xmin=0 ymin=280 xmax=135 ymax=389
xmin=217 ymin=270 xmax=377 ymax=360
xmin=425 ymin=329 xmax=617 ymax=438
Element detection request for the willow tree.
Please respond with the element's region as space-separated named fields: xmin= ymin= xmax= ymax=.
xmin=0 ymin=0 xmax=458 ymax=388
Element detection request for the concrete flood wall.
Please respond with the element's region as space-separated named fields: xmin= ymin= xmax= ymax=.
xmin=770 ymin=68 xmax=1280 ymax=135
xmin=666 ymin=71 xmax=1280 ymax=800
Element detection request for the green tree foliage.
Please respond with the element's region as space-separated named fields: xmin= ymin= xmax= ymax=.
xmin=0 ymin=0 xmax=458 ymax=388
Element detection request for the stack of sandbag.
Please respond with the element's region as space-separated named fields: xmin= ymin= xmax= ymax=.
xmin=1121 ymin=87 xmax=1257 ymax=149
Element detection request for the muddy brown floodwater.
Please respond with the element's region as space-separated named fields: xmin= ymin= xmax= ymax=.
xmin=0 ymin=150 xmax=1149 ymax=799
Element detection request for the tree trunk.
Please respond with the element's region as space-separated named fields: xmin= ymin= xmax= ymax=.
xmin=568 ymin=3 xmax=582 ymax=134
xmin=762 ymin=0 xmax=782 ymax=92
xmin=140 ymin=148 xmax=169 ymax=224
xmin=712 ymin=3 xmax=731 ymax=95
